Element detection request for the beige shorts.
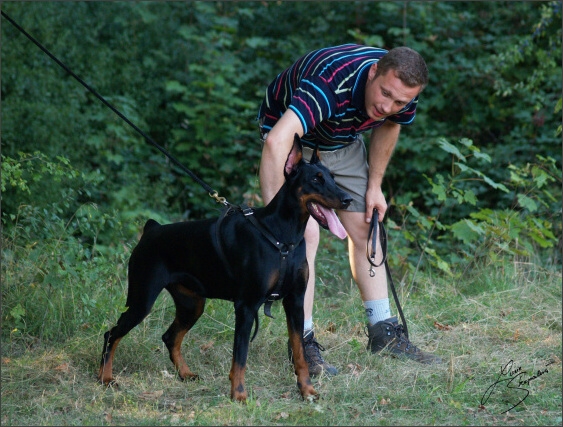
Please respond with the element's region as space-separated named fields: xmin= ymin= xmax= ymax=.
xmin=302 ymin=138 xmax=368 ymax=213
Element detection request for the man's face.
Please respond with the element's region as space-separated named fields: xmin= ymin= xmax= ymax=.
xmin=364 ymin=63 xmax=421 ymax=121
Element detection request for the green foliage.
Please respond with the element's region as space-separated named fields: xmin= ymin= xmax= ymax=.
xmin=450 ymin=154 xmax=561 ymax=263
xmin=1 ymin=4 xmax=561 ymax=425
xmin=390 ymin=137 xmax=561 ymax=283
xmin=1 ymin=151 xmax=80 ymax=195
xmin=1 ymin=1 xmax=561 ymax=294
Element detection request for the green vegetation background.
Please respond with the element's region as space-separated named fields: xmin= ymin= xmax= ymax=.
xmin=1 ymin=2 xmax=561 ymax=425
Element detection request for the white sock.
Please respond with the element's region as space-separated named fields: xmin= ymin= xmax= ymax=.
xmin=304 ymin=317 xmax=313 ymax=337
xmin=364 ymin=299 xmax=391 ymax=326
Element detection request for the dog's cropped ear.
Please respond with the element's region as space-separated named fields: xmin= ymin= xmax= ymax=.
xmin=284 ymin=134 xmax=304 ymax=177
xmin=310 ymin=142 xmax=321 ymax=165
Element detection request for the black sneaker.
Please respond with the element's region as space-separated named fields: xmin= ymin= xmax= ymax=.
xmin=288 ymin=331 xmax=338 ymax=376
xmin=366 ymin=316 xmax=443 ymax=364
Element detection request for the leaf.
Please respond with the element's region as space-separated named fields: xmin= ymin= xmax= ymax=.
xmin=434 ymin=321 xmax=452 ymax=331
xmin=482 ymin=175 xmax=509 ymax=193
xmin=451 ymin=219 xmax=485 ymax=244
xmin=104 ymin=412 xmax=113 ymax=424
xmin=437 ymin=138 xmax=466 ymax=162
xmin=517 ymin=194 xmax=538 ymax=212
xmin=472 ymin=151 xmax=491 ymax=162
xmin=424 ymin=174 xmax=447 ymax=201
xmin=9 ymin=304 xmax=25 ymax=321
xmin=166 ymin=80 xmax=189 ymax=95
xmin=458 ymin=138 xmax=474 ymax=148
xmin=463 ymin=189 xmax=478 ymax=205
xmin=456 ymin=163 xmax=510 ymax=192
xmin=531 ymin=165 xmax=553 ymax=188
xmin=54 ymin=363 xmax=70 ymax=373
xmin=405 ymin=204 xmax=422 ymax=219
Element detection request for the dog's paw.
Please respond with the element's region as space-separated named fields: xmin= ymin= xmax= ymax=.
xmin=231 ymin=389 xmax=248 ymax=403
xmin=305 ymin=393 xmax=319 ymax=402
xmin=300 ymin=385 xmax=319 ymax=402
xmin=179 ymin=373 xmax=200 ymax=382
xmin=100 ymin=378 xmax=119 ymax=389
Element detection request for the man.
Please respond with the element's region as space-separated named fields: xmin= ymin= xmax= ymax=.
xmin=258 ymin=44 xmax=442 ymax=376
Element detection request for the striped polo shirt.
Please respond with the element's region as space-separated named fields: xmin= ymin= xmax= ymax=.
xmin=257 ymin=44 xmax=418 ymax=150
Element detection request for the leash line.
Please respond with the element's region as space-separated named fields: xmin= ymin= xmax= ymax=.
xmin=367 ymin=209 xmax=409 ymax=338
xmin=2 ymin=10 xmax=227 ymax=205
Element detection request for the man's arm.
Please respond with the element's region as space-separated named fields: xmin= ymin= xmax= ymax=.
xmin=259 ymin=109 xmax=304 ymax=205
xmin=365 ymin=120 xmax=401 ymax=223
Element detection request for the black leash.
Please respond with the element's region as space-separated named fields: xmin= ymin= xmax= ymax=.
xmin=1 ymin=10 xmax=228 ymax=206
xmin=367 ymin=209 xmax=409 ymax=338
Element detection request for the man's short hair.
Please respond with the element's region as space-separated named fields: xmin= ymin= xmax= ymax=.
xmin=376 ymin=47 xmax=428 ymax=89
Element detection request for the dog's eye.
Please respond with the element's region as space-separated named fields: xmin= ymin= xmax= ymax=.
xmin=312 ymin=175 xmax=324 ymax=184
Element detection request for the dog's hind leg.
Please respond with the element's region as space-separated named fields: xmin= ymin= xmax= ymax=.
xmin=162 ymin=284 xmax=205 ymax=381
xmin=283 ymin=293 xmax=318 ymax=401
xmin=98 ymin=285 xmax=162 ymax=386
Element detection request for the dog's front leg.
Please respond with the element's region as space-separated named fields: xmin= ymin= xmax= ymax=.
xmin=283 ymin=294 xmax=318 ymax=401
xmin=229 ymin=301 xmax=258 ymax=402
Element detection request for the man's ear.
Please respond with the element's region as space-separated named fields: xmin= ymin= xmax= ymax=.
xmin=284 ymin=133 xmax=303 ymax=177
xmin=368 ymin=62 xmax=378 ymax=80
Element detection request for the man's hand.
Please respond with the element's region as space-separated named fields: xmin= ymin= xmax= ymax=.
xmin=365 ymin=187 xmax=387 ymax=223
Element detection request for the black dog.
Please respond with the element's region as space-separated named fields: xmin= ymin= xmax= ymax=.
xmin=98 ymin=135 xmax=352 ymax=402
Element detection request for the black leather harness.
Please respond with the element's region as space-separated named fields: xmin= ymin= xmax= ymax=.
xmin=214 ymin=204 xmax=301 ymax=318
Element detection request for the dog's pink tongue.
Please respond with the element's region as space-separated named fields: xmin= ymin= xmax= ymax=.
xmin=319 ymin=205 xmax=347 ymax=239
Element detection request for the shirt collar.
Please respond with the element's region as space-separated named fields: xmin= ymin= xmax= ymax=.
xmin=351 ymin=63 xmax=373 ymax=115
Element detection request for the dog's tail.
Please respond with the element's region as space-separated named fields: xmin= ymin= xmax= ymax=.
xmin=250 ymin=312 xmax=259 ymax=342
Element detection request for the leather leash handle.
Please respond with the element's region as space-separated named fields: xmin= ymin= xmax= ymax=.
xmin=367 ymin=209 xmax=387 ymax=272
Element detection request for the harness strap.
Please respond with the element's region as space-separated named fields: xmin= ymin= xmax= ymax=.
xmin=214 ymin=205 xmax=237 ymax=280
xmin=240 ymin=204 xmax=298 ymax=319
xmin=367 ymin=209 xmax=409 ymax=339
xmin=213 ymin=204 xmax=300 ymax=319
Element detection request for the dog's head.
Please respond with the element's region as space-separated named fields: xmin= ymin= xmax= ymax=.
xmin=284 ymin=134 xmax=352 ymax=239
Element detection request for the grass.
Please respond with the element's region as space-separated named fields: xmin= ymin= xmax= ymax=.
xmin=1 ymin=230 xmax=562 ymax=426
